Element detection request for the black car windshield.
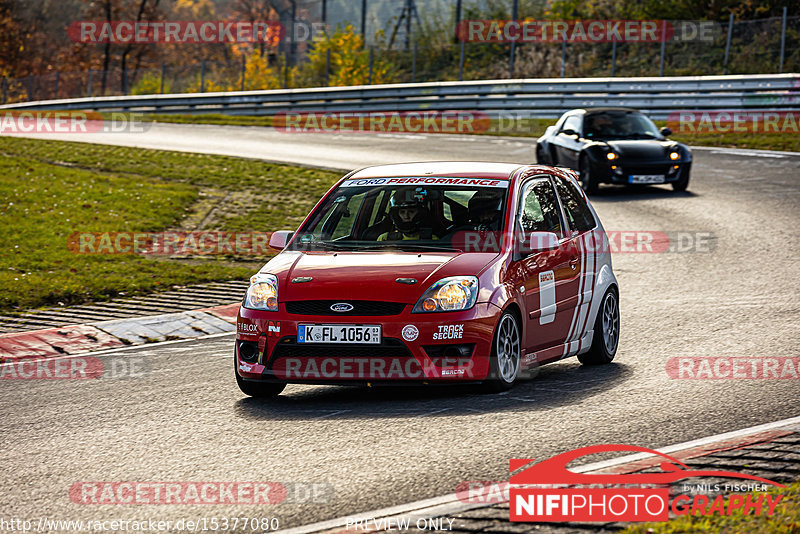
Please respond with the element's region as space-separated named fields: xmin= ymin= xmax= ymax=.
xmin=289 ymin=178 xmax=509 ymax=252
xmin=584 ymin=111 xmax=662 ymax=140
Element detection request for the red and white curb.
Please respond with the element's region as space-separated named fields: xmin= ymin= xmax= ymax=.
xmin=280 ymin=415 xmax=800 ymax=534
xmin=0 ymin=303 xmax=238 ymax=362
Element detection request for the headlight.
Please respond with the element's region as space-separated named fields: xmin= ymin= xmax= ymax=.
xmin=243 ymin=273 xmax=278 ymax=311
xmin=412 ymin=276 xmax=478 ymax=313
xmin=669 ymin=151 xmax=680 ymax=160
xmin=606 ymin=152 xmax=617 ymax=160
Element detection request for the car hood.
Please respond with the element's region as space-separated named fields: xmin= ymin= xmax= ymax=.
xmin=603 ymin=139 xmax=678 ymax=160
xmin=260 ymin=250 xmax=499 ymax=303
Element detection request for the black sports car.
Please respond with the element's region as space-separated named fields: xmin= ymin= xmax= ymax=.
xmin=535 ymin=108 xmax=692 ymax=194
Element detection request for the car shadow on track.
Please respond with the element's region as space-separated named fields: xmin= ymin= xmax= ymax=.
xmin=589 ymin=186 xmax=698 ymax=203
xmin=233 ymin=361 xmax=633 ymax=421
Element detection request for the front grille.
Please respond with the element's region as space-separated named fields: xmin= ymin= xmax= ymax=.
xmin=285 ymin=300 xmax=407 ymax=316
xmin=270 ymin=337 xmax=412 ymax=360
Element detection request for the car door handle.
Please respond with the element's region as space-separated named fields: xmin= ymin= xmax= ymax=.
xmin=569 ymin=257 xmax=579 ymax=269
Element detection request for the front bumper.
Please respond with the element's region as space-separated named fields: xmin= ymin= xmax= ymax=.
xmin=592 ymin=159 xmax=691 ymax=185
xmin=235 ymin=302 xmax=501 ymax=384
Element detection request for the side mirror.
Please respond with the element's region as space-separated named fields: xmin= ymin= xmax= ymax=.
xmin=268 ymin=230 xmax=294 ymax=251
xmin=560 ymin=128 xmax=578 ymax=137
xmin=660 ymin=127 xmax=672 ymax=137
xmin=528 ymin=232 xmax=559 ymax=252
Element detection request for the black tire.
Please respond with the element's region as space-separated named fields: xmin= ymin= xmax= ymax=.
xmin=234 ymin=354 xmax=286 ymax=398
xmin=579 ymin=154 xmax=599 ymax=195
xmin=484 ymin=311 xmax=522 ymax=392
xmin=671 ymin=168 xmax=690 ymax=192
xmin=578 ymin=288 xmax=619 ymax=365
xmin=536 ymin=144 xmax=547 ymax=164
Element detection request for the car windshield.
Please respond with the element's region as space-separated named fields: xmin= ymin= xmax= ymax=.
xmin=289 ymin=178 xmax=509 ymax=252
xmin=583 ymin=111 xmax=662 ymax=140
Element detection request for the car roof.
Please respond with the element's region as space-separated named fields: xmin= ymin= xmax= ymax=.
xmin=347 ymin=161 xmax=524 ymax=181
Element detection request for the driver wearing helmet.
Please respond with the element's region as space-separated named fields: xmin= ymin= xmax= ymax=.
xmin=467 ymin=190 xmax=504 ymax=232
xmin=378 ymin=187 xmax=436 ymax=241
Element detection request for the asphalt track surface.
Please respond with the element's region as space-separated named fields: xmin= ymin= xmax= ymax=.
xmin=2 ymin=123 xmax=800 ymax=529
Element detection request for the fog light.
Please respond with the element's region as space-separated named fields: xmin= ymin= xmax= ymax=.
xmin=238 ymin=340 xmax=259 ymax=362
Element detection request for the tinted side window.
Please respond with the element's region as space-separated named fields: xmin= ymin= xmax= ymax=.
xmin=561 ymin=115 xmax=581 ymax=133
xmin=519 ymin=180 xmax=563 ymax=236
xmin=555 ymin=178 xmax=596 ymax=233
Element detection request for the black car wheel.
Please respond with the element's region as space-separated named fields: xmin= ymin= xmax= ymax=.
xmin=235 ymin=353 xmax=286 ymax=398
xmin=485 ymin=311 xmax=521 ymax=392
xmin=579 ymin=154 xmax=599 ymax=195
xmin=578 ymin=288 xmax=619 ymax=365
xmin=671 ymin=167 xmax=691 ymax=192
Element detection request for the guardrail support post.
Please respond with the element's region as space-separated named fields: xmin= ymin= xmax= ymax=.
xmin=611 ymin=40 xmax=617 ymax=77
xmin=723 ymin=13 xmax=734 ymax=75
xmin=26 ymin=75 xmax=33 ymax=102
xmin=509 ymin=0 xmax=518 ymax=79
xmin=368 ymin=47 xmax=374 ymax=84
xmin=160 ymin=62 xmax=165 ymax=94
xmin=322 ymin=0 xmax=327 ymax=24
xmin=122 ymin=66 xmax=128 ymax=95
xmin=325 ymin=48 xmax=331 ymax=86
xmin=459 ymin=40 xmax=465 ymax=80
xmin=779 ymin=6 xmax=787 ymax=73
xmin=283 ymin=52 xmax=289 ymax=88
xmin=241 ymin=55 xmax=246 ymax=91
xmin=412 ymin=42 xmax=417 ymax=82
xmin=88 ymin=69 xmax=93 ymax=97
xmin=361 ymin=0 xmax=367 ymax=41
xmin=54 ymin=72 xmax=60 ymax=99
xmin=560 ymin=41 xmax=566 ymax=78
xmin=454 ymin=0 xmax=462 ymax=43
xmin=659 ymin=20 xmax=666 ymax=76
xmin=200 ymin=60 xmax=206 ymax=92
xmin=1 ymin=78 xmax=6 ymax=104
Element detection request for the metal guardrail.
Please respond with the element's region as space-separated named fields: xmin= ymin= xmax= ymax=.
xmin=1 ymin=74 xmax=798 ymax=120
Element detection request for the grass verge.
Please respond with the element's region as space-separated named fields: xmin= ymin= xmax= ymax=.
xmin=623 ymin=482 xmax=799 ymax=534
xmin=138 ymin=113 xmax=800 ymax=152
xmin=0 ymin=137 xmax=340 ymax=313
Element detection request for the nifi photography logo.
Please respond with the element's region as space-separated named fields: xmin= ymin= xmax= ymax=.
xmin=508 ymin=444 xmax=784 ymax=523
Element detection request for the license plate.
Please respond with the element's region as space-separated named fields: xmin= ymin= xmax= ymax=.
xmin=629 ymin=174 xmax=665 ymax=184
xmin=297 ymin=324 xmax=381 ymax=344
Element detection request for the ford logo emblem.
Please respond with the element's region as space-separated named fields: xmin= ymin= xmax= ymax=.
xmin=330 ymin=303 xmax=354 ymax=312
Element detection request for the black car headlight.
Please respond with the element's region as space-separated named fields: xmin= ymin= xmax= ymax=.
xmin=412 ymin=276 xmax=479 ymax=313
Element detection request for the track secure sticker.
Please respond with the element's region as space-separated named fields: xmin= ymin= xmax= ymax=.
xmin=401 ymin=325 xmax=419 ymax=342
xmin=433 ymin=324 xmax=464 ymax=340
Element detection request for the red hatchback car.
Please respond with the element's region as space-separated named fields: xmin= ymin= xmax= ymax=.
xmin=235 ymin=162 xmax=620 ymax=397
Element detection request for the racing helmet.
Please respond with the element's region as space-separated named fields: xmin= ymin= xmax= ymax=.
xmin=388 ymin=187 xmax=429 ymax=234
xmin=468 ymin=190 xmax=504 ymax=230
